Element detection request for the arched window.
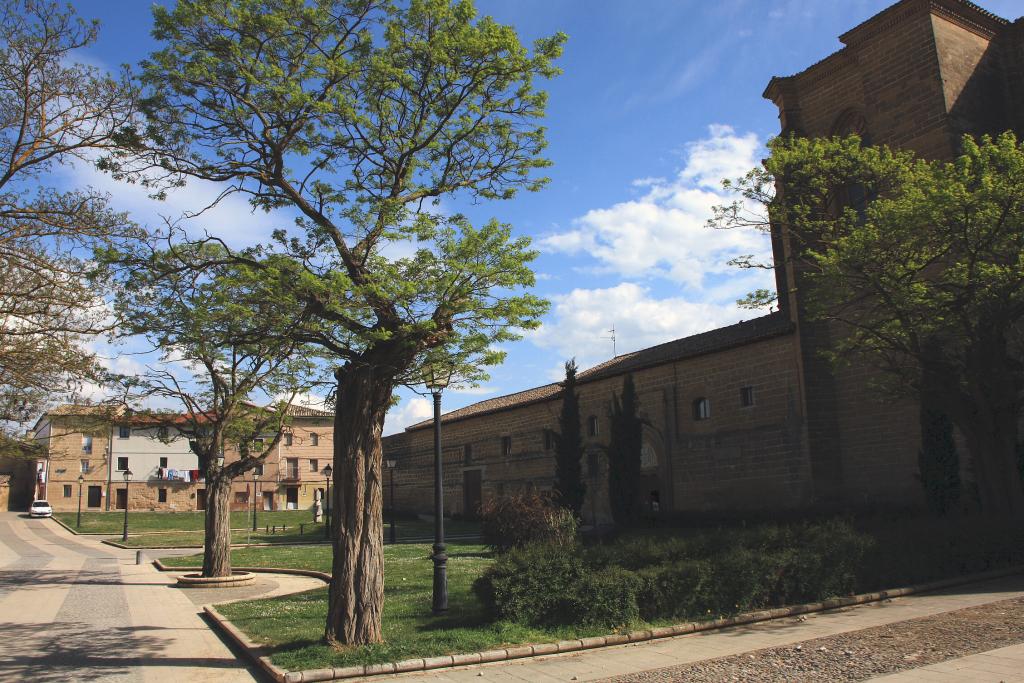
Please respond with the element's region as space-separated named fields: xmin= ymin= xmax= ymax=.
xmin=587 ymin=415 xmax=599 ymax=437
xmin=692 ymin=398 xmax=711 ymax=421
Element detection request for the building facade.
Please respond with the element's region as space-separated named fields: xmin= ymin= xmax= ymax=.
xmin=31 ymin=405 xmax=335 ymax=513
xmin=383 ymin=0 xmax=1024 ymax=522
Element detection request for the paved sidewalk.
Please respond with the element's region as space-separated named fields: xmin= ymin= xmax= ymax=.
xmin=868 ymin=643 xmax=1024 ymax=682
xmin=0 ymin=512 xmax=319 ymax=682
xmin=383 ymin=574 xmax=1024 ymax=683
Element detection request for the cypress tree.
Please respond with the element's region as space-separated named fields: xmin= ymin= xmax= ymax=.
xmin=608 ymin=373 xmax=643 ymax=525
xmin=553 ymin=359 xmax=586 ymax=516
xmin=917 ymin=408 xmax=960 ymax=515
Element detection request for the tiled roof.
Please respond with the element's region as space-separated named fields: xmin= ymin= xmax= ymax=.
xmin=284 ymin=405 xmax=334 ymax=418
xmin=404 ymin=312 xmax=793 ymax=432
xmin=407 ymin=382 xmax=563 ymax=431
xmin=43 ymin=404 xmax=125 ymax=417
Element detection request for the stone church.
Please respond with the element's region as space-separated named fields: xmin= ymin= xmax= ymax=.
xmin=382 ymin=0 xmax=1024 ymax=523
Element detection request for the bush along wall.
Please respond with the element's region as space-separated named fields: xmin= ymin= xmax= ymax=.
xmin=473 ymin=516 xmax=1024 ymax=630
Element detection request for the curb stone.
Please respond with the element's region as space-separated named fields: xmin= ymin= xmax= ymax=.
xmin=189 ymin=562 xmax=1024 ymax=682
xmin=153 ymin=558 xmax=332 ymax=583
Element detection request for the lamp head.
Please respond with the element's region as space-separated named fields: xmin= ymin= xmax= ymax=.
xmin=78 ymin=474 xmax=84 ymax=483
xmin=423 ymin=364 xmax=452 ymax=392
xmin=385 ymin=458 xmax=397 ymax=469
xmin=123 ymin=469 xmax=132 ymax=482
xmin=323 ymin=463 xmax=334 ymax=478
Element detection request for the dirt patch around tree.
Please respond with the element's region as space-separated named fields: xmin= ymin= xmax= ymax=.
xmin=602 ymin=595 xmax=1024 ymax=682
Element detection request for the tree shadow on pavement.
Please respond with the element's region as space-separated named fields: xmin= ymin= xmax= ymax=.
xmin=0 ymin=620 xmax=246 ymax=682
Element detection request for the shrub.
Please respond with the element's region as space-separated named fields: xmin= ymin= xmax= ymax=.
xmin=475 ymin=542 xmax=639 ymax=628
xmin=479 ymin=493 xmax=577 ymax=552
xmin=771 ymin=519 xmax=871 ymax=604
xmin=474 ymin=542 xmax=584 ymax=625
xmin=571 ymin=566 xmax=640 ymax=628
xmin=636 ymin=560 xmax=710 ymax=621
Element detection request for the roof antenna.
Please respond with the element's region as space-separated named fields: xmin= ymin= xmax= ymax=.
xmin=603 ymin=324 xmax=617 ymax=358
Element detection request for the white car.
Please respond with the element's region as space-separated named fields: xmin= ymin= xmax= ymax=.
xmin=29 ymin=500 xmax=52 ymax=518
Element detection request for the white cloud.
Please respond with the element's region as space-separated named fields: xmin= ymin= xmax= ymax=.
xmin=56 ymin=157 xmax=283 ymax=248
xmin=448 ymin=386 xmax=497 ymax=397
xmin=539 ymin=125 xmax=770 ymax=290
xmin=529 ymin=282 xmax=755 ymax=372
xmin=383 ymin=396 xmax=433 ymax=436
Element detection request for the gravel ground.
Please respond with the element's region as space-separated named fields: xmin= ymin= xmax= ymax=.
xmin=601 ymin=595 xmax=1024 ymax=682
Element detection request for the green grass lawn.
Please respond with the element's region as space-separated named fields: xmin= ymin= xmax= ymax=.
xmin=122 ymin=518 xmax=480 ymax=548
xmin=56 ymin=509 xmax=317 ymax=534
xmin=57 ymin=510 xmax=479 ymax=541
xmin=160 ymin=543 xmax=615 ymax=671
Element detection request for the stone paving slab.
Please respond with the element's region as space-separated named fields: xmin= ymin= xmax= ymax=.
xmin=868 ymin=642 xmax=1024 ymax=682
xmin=0 ymin=512 xmax=321 ymax=683
xmin=380 ymin=574 xmax=1024 ymax=683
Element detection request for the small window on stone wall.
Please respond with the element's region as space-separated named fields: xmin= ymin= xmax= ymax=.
xmin=587 ymin=416 xmax=599 ymax=437
xmin=544 ymin=429 xmax=554 ymax=450
xmin=463 ymin=444 xmax=472 ymax=464
xmin=158 ymin=488 xmax=167 ymax=503
xmin=63 ymin=485 xmax=72 ymax=498
xmin=310 ymin=433 xmax=319 ymax=447
xmin=587 ymin=452 xmax=599 ymax=476
xmin=501 ymin=436 xmax=511 ymax=458
xmin=740 ymin=386 xmax=755 ymax=407
xmin=693 ymin=398 xmax=711 ymax=421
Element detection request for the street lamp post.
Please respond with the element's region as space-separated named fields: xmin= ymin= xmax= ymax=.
xmin=385 ymin=459 xmax=397 ymax=544
xmin=424 ymin=365 xmax=451 ymax=614
xmin=121 ymin=469 xmax=132 ymax=543
xmin=76 ymin=474 xmax=84 ymax=528
xmin=323 ymin=463 xmax=333 ymax=540
xmin=252 ymin=471 xmax=261 ymax=532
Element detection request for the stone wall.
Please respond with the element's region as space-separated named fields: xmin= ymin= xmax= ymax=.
xmin=762 ymin=0 xmax=1024 ymax=510
xmin=384 ymin=333 xmax=811 ymax=522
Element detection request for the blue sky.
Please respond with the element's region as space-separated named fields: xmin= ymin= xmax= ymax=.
xmin=64 ymin=0 xmax=1022 ymax=432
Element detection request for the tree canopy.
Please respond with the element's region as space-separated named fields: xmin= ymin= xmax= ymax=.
xmin=0 ymin=0 xmax=138 ymax=427
xmin=713 ymin=132 xmax=1024 ymax=515
xmin=107 ymin=0 xmax=564 ymax=644
xmin=108 ymin=240 xmax=323 ymax=576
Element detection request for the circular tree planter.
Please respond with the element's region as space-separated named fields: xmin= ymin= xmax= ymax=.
xmin=176 ymin=571 xmax=256 ymax=588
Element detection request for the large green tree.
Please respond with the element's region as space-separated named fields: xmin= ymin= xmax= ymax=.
xmin=110 ymin=243 xmax=321 ymax=577
xmin=0 ymin=0 xmax=137 ymax=428
xmin=713 ymin=132 xmax=1024 ymax=517
xmin=553 ymin=358 xmax=584 ymax=517
xmin=107 ymin=0 xmax=561 ymax=644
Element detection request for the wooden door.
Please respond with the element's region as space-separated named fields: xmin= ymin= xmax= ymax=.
xmin=463 ymin=470 xmax=482 ymax=519
xmin=263 ymin=491 xmax=274 ymax=511
xmin=115 ymin=488 xmax=127 ymax=510
xmin=196 ymin=488 xmax=206 ymax=510
xmin=87 ymin=486 xmax=101 ymax=507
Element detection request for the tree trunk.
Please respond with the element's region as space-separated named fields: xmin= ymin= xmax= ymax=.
xmin=324 ymin=360 xmax=394 ymax=646
xmin=202 ymin=472 xmax=234 ymax=578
